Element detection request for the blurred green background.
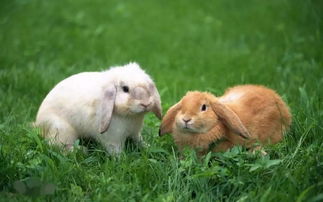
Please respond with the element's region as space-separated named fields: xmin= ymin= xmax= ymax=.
xmin=0 ymin=0 xmax=322 ymax=201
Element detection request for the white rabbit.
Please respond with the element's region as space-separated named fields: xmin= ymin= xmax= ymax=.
xmin=35 ymin=62 xmax=162 ymax=155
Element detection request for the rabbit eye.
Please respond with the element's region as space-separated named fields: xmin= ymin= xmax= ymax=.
xmin=122 ymin=86 xmax=129 ymax=93
xmin=201 ymin=104 xmax=207 ymax=111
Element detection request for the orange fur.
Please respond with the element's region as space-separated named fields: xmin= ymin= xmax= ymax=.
xmin=160 ymin=85 xmax=292 ymax=155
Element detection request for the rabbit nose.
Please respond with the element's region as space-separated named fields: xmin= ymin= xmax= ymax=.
xmin=183 ymin=118 xmax=192 ymax=123
xmin=141 ymin=103 xmax=150 ymax=108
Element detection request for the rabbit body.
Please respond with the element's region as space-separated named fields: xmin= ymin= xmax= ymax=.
xmin=160 ymin=85 xmax=291 ymax=155
xmin=35 ymin=63 xmax=161 ymax=154
xmin=218 ymin=85 xmax=291 ymax=149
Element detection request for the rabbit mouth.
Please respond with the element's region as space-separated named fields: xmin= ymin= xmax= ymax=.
xmin=129 ymin=106 xmax=149 ymax=114
xmin=180 ymin=125 xmax=198 ymax=133
xmin=175 ymin=120 xmax=199 ymax=133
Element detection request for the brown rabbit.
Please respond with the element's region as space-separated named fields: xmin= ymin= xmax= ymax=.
xmin=159 ymin=85 xmax=292 ymax=156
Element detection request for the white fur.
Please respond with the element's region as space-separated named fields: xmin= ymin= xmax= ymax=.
xmin=219 ymin=91 xmax=244 ymax=103
xmin=95 ymin=114 xmax=144 ymax=154
xmin=35 ymin=62 xmax=160 ymax=155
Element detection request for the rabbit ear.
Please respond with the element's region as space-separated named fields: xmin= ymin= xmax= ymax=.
xmin=99 ymin=85 xmax=117 ymax=134
xmin=159 ymin=101 xmax=182 ymax=136
xmin=149 ymin=83 xmax=162 ymax=120
xmin=211 ymin=101 xmax=251 ymax=139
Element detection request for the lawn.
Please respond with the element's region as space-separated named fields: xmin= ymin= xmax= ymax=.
xmin=0 ymin=0 xmax=322 ymax=201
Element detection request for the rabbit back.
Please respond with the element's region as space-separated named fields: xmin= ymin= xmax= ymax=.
xmin=36 ymin=72 xmax=108 ymax=139
xmin=220 ymin=85 xmax=292 ymax=146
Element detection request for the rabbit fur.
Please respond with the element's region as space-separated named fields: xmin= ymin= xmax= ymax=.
xmin=35 ymin=62 xmax=162 ymax=155
xmin=159 ymin=85 xmax=291 ymax=156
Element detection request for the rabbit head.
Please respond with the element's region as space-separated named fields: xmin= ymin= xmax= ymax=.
xmin=100 ymin=63 xmax=162 ymax=133
xmin=159 ymin=91 xmax=250 ymax=139
xmin=172 ymin=91 xmax=218 ymax=134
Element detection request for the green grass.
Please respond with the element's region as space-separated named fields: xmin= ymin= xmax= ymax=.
xmin=1 ymin=0 xmax=322 ymax=201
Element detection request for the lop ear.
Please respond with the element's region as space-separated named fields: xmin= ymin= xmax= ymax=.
xmin=99 ymin=85 xmax=117 ymax=134
xmin=159 ymin=101 xmax=181 ymax=136
xmin=149 ymin=83 xmax=162 ymax=120
xmin=211 ymin=101 xmax=251 ymax=139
